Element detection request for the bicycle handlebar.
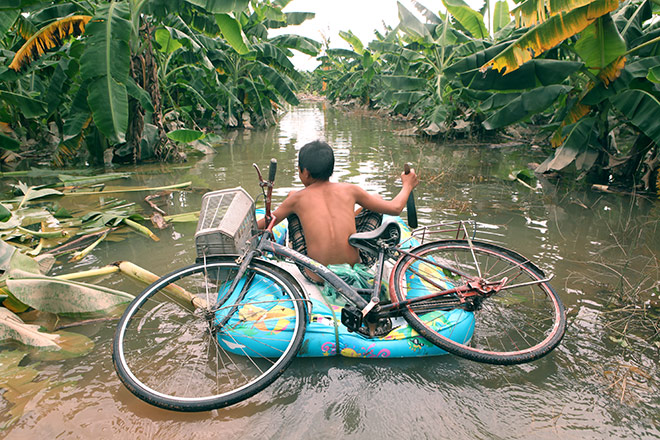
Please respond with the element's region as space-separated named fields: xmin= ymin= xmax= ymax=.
xmin=268 ymin=158 xmax=277 ymax=183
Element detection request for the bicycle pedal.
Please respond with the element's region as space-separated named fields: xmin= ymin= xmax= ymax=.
xmin=341 ymin=305 xmax=362 ymax=332
xmin=357 ymin=317 xmax=392 ymax=338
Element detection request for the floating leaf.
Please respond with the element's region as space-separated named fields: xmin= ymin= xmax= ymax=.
xmin=0 ymin=308 xmax=60 ymax=348
xmin=164 ymin=211 xmax=199 ymax=223
xmin=0 ymin=239 xmax=16 ymax=271
xmin=5 ymin=270 xmax=134 ymax=317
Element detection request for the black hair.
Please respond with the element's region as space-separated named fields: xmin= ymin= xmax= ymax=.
xmin=298 ymin=140 xmax=334 ymax=180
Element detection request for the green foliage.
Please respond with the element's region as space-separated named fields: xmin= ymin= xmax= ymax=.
xmin=310 ymin=0 xmax=659 ymax=190
xmin=0 ymin=0 xmax=320 ymax=166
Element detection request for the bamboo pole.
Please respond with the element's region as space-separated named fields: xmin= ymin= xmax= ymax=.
xmin=115 ymin=261 xmax=208 ymax=309
xmin=54 ymin=265 xmax=121 ymax=280
xmin=61 ymin=181 xmax=192 ymax=196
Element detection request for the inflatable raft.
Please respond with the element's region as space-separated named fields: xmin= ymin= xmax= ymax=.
xmin=215 ymin=214 xmax=475 ymax=358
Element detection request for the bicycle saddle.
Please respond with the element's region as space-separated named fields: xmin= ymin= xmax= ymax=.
xmin=348 ymin=218 xmax=401 ymax=256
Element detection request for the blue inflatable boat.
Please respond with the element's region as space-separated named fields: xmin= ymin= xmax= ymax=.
xmin=214 ymin=214 xmax=475 ymax=358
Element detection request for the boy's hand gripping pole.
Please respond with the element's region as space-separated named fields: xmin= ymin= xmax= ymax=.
xmin=404 ymin=163 xmax=418 ymax=229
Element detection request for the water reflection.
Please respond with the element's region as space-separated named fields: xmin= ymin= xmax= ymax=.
xmin=2 ymin=101 xmax=659 ymax=438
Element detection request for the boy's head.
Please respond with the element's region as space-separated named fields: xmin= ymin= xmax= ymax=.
xmin=298 ymin=140 xmax=334 ymax=181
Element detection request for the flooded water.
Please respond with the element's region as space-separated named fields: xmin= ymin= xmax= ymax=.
xmin=2 ymin=101 xmax=659 ymax=439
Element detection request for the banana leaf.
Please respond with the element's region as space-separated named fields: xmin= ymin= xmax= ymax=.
xmin=483 ymin=85 xmax=571 ymax=129
xmin=442 ymin=0 xmax=488 ymax=39
xmin=582 ymin=56 xmax=660 ymax=104
xmin=265 ymin=11 xmax=315 ymax=28
xmin=0 ymin=91 xmax=47 ymax=118
xmin=0 ymin=308 xmax=59 ymax=348
xmin=6 ymin=269 xmax=134 ymax=317
xmin=216 ymin=13 xmax=250 ymax=55
xmin=483 ymin=0 xmax=620 ymax=74
xmin=536 ymin=117 xmax=598 ymax=173
xmin=269 ymin=34 xmax=321 ymax=56
xmin=57 ymin=172 xmax=132 ymax=187
xmin=167 ymin=129 xmax=205 ymax=143
xmin=184 ymin=0 xmax=249 ymax=13
xmin=574 ymin=15 xmax=626 ymax=72
xmin=493 ymin=0 xmax=511 ymax=33
xmin=155 ymin=27 xmax=183 ymax=53
xmin=397 ymin=1 xmax=432 ymax=41
xmin=339 ymin=30 xmax=364 ymax=55
xmin=0 ymin=204 xmax=10 ymax=223
xmin=79 ymin=2 xmax=131 ymax=144
xmin=453 ymin=58 xmax=583 ymax=91
xmin=379 ymin=75 xmax=427 ymax=91
xmin=610 ymin=89 xmax=660 ymax=146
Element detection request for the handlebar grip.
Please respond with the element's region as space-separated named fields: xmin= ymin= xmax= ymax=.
xmin=268 ymin=158 xmax=277 ymax=182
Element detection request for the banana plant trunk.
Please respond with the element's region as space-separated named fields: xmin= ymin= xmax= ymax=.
xmin=128 ymin=23 xmax=175 ymax=162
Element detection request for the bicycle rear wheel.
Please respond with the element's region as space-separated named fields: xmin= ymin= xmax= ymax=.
xmin=391 ymin=240 xmax=565 ymax=365
xmin=113 ymin=257 xmax=307 ymax=412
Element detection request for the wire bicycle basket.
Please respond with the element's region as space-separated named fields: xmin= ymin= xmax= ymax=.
xmin=194 ymin=187 xmax=257 ymax=258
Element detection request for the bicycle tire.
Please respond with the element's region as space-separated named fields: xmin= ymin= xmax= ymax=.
xmin=112 ymin=257 xmax=307 ymax=412
xmin=391 ymin=240 xmax=566 ymax=365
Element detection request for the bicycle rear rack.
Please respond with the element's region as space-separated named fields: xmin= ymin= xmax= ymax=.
xmin=402 ymin=220 xmax=478 ymax=246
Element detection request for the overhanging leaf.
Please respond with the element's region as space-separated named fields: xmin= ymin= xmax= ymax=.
xmin=0 ymin=132 xmax=20 ymax=151
xmin=8 ymin=15 xmax=91 ymax=71
xmin=215 ymin=13 xmax=249 ymax=55
xmin=269 ymin=34 xmax=321 ymax=56
xmin=611 ymin=89 xmax=660 ymax=147
xmin=493 ymin=0 xmax=511 ymax=33
xmin=574 ymin=15 xmax=626 ymax=72
xmin=482 ymin=0 xmax=620 ymax=74
xmin=443 ymin=0 xmax=488 ymax=39
xmin=79 ymin=2 xmax=131 ymax=144
xmin=536 ymin=117 xmax=597 ymax=172
xmin=0 ymin=91 xmax=47 ymax=118
xmin=185 ymin=0 xmax=249 ymax=13
xmin=483 ymin=85 xmax=571 ymax=129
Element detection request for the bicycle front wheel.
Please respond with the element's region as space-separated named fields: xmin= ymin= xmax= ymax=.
xmin=391 ymin=240 xmax=566 ymax=365
xmin=112 ymin=257 xmax=307 ymax=412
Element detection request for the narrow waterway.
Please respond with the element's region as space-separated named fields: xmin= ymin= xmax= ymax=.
xmin=2 ymin=101 xmax=659 ymax=439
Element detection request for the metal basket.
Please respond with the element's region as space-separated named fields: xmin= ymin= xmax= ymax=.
xmin=195 ymin=187 xmax=257 ymax=258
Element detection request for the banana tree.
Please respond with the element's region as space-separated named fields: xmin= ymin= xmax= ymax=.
xmin=1 ymin=0 xmax=318 ymax=166
xmin=478 ymin=0 xmax=659 ymax=188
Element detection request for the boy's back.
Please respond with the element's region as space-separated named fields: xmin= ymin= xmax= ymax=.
xmin=282 ymin=181 xmax=362 ymax=266
xmin=258 ymin=140 xmax=418 ymax=270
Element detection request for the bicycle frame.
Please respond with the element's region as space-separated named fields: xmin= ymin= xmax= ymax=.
xmin=210 ymin=160 xmax=554 ymax=330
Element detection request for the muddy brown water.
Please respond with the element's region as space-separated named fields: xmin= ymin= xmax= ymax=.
xmin=2 ymin=101 xmax=659 ymax=439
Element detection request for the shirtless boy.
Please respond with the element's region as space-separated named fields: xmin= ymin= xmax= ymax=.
xmin=257 ymin=140 xmax=419 ymax=269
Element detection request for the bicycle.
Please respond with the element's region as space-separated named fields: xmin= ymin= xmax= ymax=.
xmin=112 ymin=159 xmax=566 ymax=412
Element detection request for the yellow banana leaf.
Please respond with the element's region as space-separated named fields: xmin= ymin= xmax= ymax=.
xmin=512 ymin=0 xmax=598 ymax=27
xmin=550 ymin=56 xmax=626 ymax=146
xmin=482 ymin=0 xmax=620 ymax=74
xmin=9 ymin=15 xmax=92 ymax=71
